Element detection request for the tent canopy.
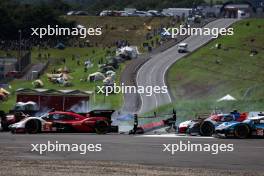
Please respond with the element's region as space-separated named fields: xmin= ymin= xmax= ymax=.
xmin=217 ymin=94 xmax=236 ymax=102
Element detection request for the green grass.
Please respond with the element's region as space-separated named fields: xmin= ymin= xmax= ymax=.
xmin=164 ymin=19 xmax=264 ymax=120
xmin=65 ymin=16 xmax=174 ymax=48
xmin=0 ymin=16 xmax=177 ymax=112
xmin=145 ymin=100 xmax=264 ymax=123
xmin=0 ymin=47 xmax=125 ymax=111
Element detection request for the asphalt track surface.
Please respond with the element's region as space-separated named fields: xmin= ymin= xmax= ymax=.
xmin=0 ymin=132 xmax=264 ymax=171
xmin=121 ymin=19 xmax=214 ymax=114
xmin=137 ymin=18 xmax=239 ymax=114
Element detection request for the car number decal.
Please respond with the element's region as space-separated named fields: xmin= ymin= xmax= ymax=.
xmin=43 ymin=122 xmax=56 ymax=131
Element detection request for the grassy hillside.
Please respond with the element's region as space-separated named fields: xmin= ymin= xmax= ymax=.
xmin=68 ymin=0 xmax=204 ymax=14
xmin=65 ymin=16 xmax=174 ymax=48
xmin=0 ymin=47 xmax=125 ymax=111
xmin=162 ymin=19 xmax=264 ymax=120
xmin=0 ymin=16 xmax=174 ymax=112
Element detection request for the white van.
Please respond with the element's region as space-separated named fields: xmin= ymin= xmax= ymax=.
xmin=178 ymin=43 xmax=188 ymax=53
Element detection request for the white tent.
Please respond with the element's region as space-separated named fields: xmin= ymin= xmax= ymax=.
xmin=116 ymin=46 xmax=140 ymax=59
xmin=77 ymin=24 xmax=85 ymax=29
xmin=217 ymin=94 xmax=236 ymax=102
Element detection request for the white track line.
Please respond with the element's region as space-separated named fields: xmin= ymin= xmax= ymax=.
xmin=137 ymin=134 xmax=214 ymax=139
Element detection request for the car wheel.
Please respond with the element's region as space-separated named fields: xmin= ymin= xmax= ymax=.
xmin=11 ymin=129 xmax=16 ymax=134
xmin=25 ymin=120 xmax=41 ymax=134
xmin=200 ymin=121 xmax=215 ymax=136
xmin=95 ymin=120 xmax=109 ymax=134
xmin=234 ymin=124 xmax=250 ymax=139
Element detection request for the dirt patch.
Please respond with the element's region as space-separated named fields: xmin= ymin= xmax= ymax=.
xmin=0 ymin=160 xmax=262 ymax=176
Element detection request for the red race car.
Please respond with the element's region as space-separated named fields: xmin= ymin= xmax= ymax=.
xmin=9 ymin=110 xmax=118 ymax=134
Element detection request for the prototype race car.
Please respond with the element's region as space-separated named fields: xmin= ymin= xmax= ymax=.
xmin=215 ymin=113 xmax=264 ymax=139
xmin=9 ymin=110 xmax=118 ymax=134
xmin=0 ymin=101 xmax=39 ymax=131
xmin=129 ymin=110 xmax=177 ymax=134
xmin=178 ymin=110 xmax=248 ymax=136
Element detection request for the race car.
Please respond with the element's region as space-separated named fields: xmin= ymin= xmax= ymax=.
xmin=0 ymin=101 xmax=39 ymax=131
xmin=178 ymin=110 xmax=248 ymax=136
xmin=9 ymin=110 xmax=118 ymax=134
xmin=215 ymin=113 xmax=264 ymax=139
xmin=129 ymin=109 xmax=177 ymax=134
xmin=178 ymin=118 xmax=204 ymax=134
xmin=1 ymin=111 xmax=29 ymax=131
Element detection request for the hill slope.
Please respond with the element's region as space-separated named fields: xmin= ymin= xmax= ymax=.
xmin=0 ymin=16 xmax=173 ymax=112
xmin=161 ymin=19 xmax=264 ymax=119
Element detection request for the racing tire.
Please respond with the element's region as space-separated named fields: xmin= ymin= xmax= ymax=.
xmin=200 ymin=121 xmax=215 ymax=136
xmin=25 ymin=120 xmax=41 ymax=134
xmin=11 ymin=129 xmax=16 ymax=134
xmin=95 ymin=120 xmax=109 ymax=134
xmin=234 ymin=124 xmax=250 ymax=139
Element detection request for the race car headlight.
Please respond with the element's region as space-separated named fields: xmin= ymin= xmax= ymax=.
xmin=9 ymin=123 xmax=17 ymax=128
xmin=8 ymin=124 xmax=15 ymax=129
xmin=9 ymin=122 xmax=24 ymax=129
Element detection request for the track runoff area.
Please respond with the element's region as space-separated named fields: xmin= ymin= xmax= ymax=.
xmin=1 ymin=111 xmax=264 ymax=172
